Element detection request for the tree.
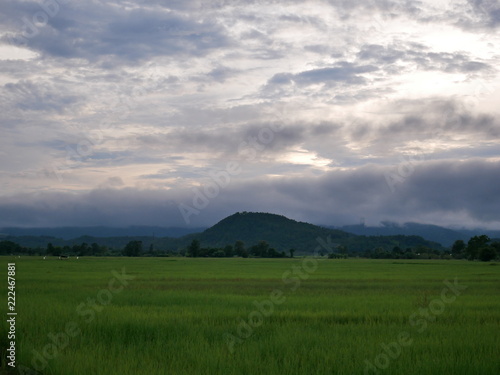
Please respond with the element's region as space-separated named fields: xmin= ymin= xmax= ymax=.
xmin=80 ymin=242 xmax=89 ymax=256
xmin=479 ymin=246 xmax=497 ymax=262
xmin=492 ymin=242 xmax=500 ymax=254
xmin=187 ymin=239 xmax=200 ymax=257
xmin=251 ymin=241 xmax=269 ymax=257
xmin=123 ymin=241 xmax=142 ymax=257
xmin=451 ymin=240 xmax=466 ymax=258
xmin=90 ymin=243 xmax=101 ymax=256
xmin=466 ymin=235 xmax=490 ymax=260
xmin=223 ymin=245 xmax=234 ymax=257
xmin=234 ymin=241 xmax=245 ymax=257
xmin=0 ymin=241 xmax=21 ymax=255
xmin=289 ymin=248 xmax=295 ymax=258
xmin=213 ymin=249 xmax=225 ymax=257
xmin=46 ymin=242 xmax=56 ymax=255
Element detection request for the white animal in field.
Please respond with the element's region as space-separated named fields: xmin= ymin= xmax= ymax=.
xmin=43 ymin=256 xmax=46 ymax=260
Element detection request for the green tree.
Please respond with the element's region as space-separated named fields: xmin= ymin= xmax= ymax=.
xmin=91 ymin=243 xmax=101 ymax=256
xmin=479 ymin=246 xmax=497 ymax=262
xmin=0 ymin=241 xmax=21 ymax=255
xmin=234 ymin=240 xmax=245 ymax=257
xmin=451 ymin=240 xmax=466 ymax=258
xmin=339 ymin=245 xmax=348 ymax=258
xmin=81 ymin=242 xmax=89 ymax=255
xmin=289 ymin=248 xmax=295 ymax=258
xmin=187 ymin=239 xmax=200 ymax=257
xmin=466 ymin=235 xmax=490 ymax=260
xmin=223 ymin=245 xmax=234 ymax=257
xmin=46 ymin=242 xmax=56 ymax=255
xmin=213 ymin=249 xmax=225 ymax=257
xmin=492 ymin=242 xmax=500 ymax=254
xmin=252 ymin=241 xmax=269 ymax=257
xmin=123 ymin=240 xmax=142 ymax=257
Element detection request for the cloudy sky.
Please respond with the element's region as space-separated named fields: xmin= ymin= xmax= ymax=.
xmin=0 ymin=0 xmax=499 ymax=229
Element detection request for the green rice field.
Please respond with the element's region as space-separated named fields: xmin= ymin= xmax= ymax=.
xmin=1 ymin=257 xmax=499 ymax=375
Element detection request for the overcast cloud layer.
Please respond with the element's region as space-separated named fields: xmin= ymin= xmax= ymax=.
xmin=0 ymin=0 xmax=499 ymax=229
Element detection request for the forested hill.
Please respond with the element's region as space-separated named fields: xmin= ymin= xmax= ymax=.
xmin=191 ymin=212 xmax=443 ymax=253
xmin=195 ymin=211 xmax=353 ymax=251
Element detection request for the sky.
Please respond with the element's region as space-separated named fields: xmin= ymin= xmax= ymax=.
xmin=0 ymin=0 xmax=499 ymax=229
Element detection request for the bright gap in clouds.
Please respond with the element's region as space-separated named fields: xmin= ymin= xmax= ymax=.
xmin=280 ymin=148 xmax=332 ymax=169
xmin=0 ymin=45 xmax=37 ymax=61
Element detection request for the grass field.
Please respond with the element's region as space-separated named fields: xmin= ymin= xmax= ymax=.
xmin=1 ymin=257 xmax=499 ymax=375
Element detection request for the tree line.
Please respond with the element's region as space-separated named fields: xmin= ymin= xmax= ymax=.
xmin=0 ymin=235 xmax=498 ymax=261
xmin=450 ymin=235 xmax=500 ymax=261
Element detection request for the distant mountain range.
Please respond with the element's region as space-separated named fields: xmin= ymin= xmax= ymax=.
xmin=1 ymin=212 xmax=452 ymax=253
xmin=336 ymin=222 xmax=500 ymax=247
xmin=0 ymin=226 xmax=204 ymax=240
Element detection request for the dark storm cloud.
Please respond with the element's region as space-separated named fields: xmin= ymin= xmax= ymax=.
xmin=1 ymin=1 xmax=231 ymax=64
xmin=267 ymin=62 xmax=379 ymax=87
xmin=396 ymin=159 xmax=500 ymax=221
xmin=357 ymin=43 xmax=493 ymax=75
xmin=1 ymin=79 xmax=81 ymax=113
xmin=384 ymin=99 xmax=499 ymax=138
xmin=206 ymin=66 xmax=239 ymax=83
xmin=464 ymin=0 xmax=500 ymax=28
xmin=261 ymin=62 xmax=381 ymax=100
xmin=344 ymin=99 xmax=500 ymax=149
xmin=135 ymin=122 xmax=309 ymax=157
xmin=1 ymin=159 xmax=499 ymax=228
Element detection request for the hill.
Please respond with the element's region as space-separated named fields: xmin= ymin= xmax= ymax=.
xmin=191 ymin=212 xmax=443 ymax=254
xmin=195 ymin=212 xmax=352 ymax=252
